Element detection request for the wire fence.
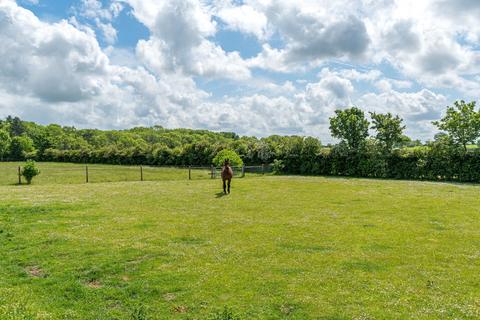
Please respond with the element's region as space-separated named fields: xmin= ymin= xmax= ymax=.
xmin=188 ymin=164 xmax=272 ymax=180
xmin=2 ymin=163 xmax=272 ymax=186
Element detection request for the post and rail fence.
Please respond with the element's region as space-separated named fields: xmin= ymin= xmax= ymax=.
xmin=187 ymin=164 xmax=273 ymax=180
xmin=11 ymin=163 xmax=271 ymax=185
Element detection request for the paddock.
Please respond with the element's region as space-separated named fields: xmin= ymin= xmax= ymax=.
xmin=0 ymin=162 xmax=479 ymax=319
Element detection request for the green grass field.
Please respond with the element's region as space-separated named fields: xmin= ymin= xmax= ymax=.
xmin=1 ymin=163 xmax=479 ymax=319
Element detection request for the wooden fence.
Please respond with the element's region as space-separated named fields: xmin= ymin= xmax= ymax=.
xmin=13 ymin=164 xmax=271 ymax=185
xmin=188 ymin=165 xmax=271 ymax=180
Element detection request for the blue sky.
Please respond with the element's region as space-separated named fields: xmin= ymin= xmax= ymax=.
xmin=19 ymin=0 xmax=150 ymax=47
xmin=1 ymin=0 xmax=480 ymax=142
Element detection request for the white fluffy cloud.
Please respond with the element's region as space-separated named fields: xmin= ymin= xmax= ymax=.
xmin=74 ymin=0 xmax=124 ymax=44
xmin=0 ymin=2 xmax=108 ymax=102
xmin=364 ymin=0 xmax=480 ymax=95
xmin=1 ymin=0 xmax=480 ymax=143
xmin=126 ymin=0 xmax=251 ymax=80
xmin=216 ymin=3 xmax=268 ymax=39
xmin=239 ymin=0 xmax=480 ymax=96
xmin=359 ymin=89 xmax=447 ymax=140
xmin=243 ymin=0 xmax=372 ymax=71
xmin=0 ymin=1 xmax=207 ymax=130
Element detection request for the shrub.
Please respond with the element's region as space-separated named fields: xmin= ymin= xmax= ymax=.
xmin=272 ymin=159 xmax=285 ymax=175
xmin=212 ymin=149 xmax=243 ymax=167
xmin=21 ymin=160 xmax=40 ymax=184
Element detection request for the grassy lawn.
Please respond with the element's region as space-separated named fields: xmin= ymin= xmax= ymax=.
xmin=0 ymin=163 xmax=479 ymax=319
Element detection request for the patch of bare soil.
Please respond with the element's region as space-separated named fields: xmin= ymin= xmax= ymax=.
xmin=163 ymin=293 xmax=176 ymax=301
xmin=86 ymin=280 xmax=102 ymax=288
xmin=173 ymin=305 xmax=188 ymax=313
xmin=26 ymin=266 xmax=45 ymax=278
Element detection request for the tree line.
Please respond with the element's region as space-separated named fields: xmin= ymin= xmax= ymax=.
xmin=1 ymin=100 xmax=480 ymax=182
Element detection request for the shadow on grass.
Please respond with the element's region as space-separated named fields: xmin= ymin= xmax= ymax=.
xmin=215 ymin=192 xmax=228 ymax=198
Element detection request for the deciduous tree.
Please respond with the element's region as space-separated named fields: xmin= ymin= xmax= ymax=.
xmin=433 ymin=100 xmax=480 ymax=152
xmin=329 ymin=107 xmax=369 ymax=150
xmin=0 ymin=129 xmax=11 ymax=161
xmin=370 ymin=112 xmax=406 ymax=152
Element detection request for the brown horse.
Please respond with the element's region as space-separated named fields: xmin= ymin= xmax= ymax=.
xmin=221 ymin=159 xmax=233 ymax=194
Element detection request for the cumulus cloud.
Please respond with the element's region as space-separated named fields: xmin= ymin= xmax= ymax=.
xmin=359 ymin=89 xmax=447 ymax=140
xmin=0 ymin=1 xmax=208 ymax=129
xmin=216 ymin=4 xmax=268 ymax=40
xmin=125 ymin=0 xmax=251 ymax=80
xmin=382 ymin=20 xmax=421 ymax=53
xmin=0 ymin=2 xmax=108 ymax=102
xmin=284 ymin=16 xmax=370 ymax=62
xmin=315 ymin=69 xmax=354 ymax=101
xmin=244 ymin=1 xmax=371 ymax=70
xmin=1 ymin=0 xmax=480 ymax=143
xmin=364 ymin=0 xmax=480 ymax=95
xmin=73 ymin=0 xmax=124 ymax=45
xmin=434 ymin=0 xmax=480 ymax=21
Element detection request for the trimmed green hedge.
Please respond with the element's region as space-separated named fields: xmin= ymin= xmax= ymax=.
xmin=278 ymin=146 xmax=480 ymax=183
xmin=36 ymin=144 xmax=480 ymax=183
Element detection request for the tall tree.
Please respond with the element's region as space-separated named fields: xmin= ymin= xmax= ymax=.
xmin=10 ymin=135 xmax=35 ymax=160
xmin=0 ymin=129 xmax=11 ymax=161
xmin=432 ymin=100 xmax=480 ymax=152
xmin=6 ymin=116 xmax=25 ymax=137
xmin=370 ymin=112 xmax=406 ymax=152
xmin=329 ymin=107 xmax=369 ymax=150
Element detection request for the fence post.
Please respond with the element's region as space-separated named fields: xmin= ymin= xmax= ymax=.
xmin=140 ymin=166 xmax=143 ymax=181
xmin=262 ymin=164 xmax=265 ymax=175
xmin=85 ymin=165 xmax=89 ymax=183
xmin=18 ymin=166 xmax=21 ymax=185
xmin=242 ymin=165 xmax=245 ymax=178
xmin=211 ymin=165 xmax=214 ymax=179
xmin=188 ymin=166 xmax=191 ymax=180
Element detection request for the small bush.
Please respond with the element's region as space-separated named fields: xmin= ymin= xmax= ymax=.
xmin=272 ymin=159 xmax=285 ymax=175
xmin=21 ymin=160 xmax=40 ymax=184
xmin=213 ymin=149 xmax=243 ymax=167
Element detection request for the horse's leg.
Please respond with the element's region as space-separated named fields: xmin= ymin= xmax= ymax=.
xmin=223 ymin=179 xmax=226 ymax=194
xmin=227 ymin=179 xmax=231 ymax=194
